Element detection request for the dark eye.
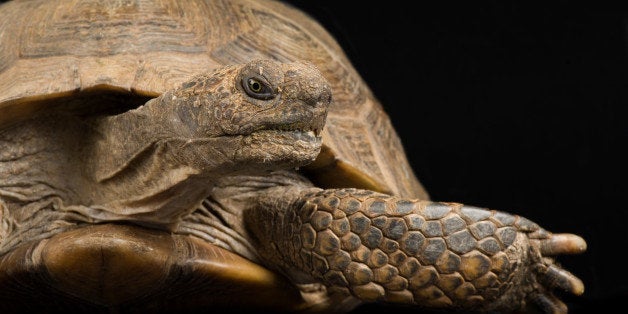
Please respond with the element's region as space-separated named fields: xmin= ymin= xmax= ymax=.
xmin=242 ymin=76 xmax=274 ymax=100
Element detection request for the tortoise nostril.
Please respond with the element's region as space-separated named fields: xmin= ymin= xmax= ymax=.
xmin=307 ymin=92 xmax=331 ymax=109
xmin=309 ymin=84 xmax=332 ymax=108
xmin=323 ymin=87 xmax=332 ymax=104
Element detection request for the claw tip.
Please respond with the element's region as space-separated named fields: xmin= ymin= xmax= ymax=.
xmin=543 ymin=233 xmax=587 ymax=255
xmin=571 ymin=277 xmax=585 ymax=296
xmin=564 ymin=234 xmax=587 ymax=254
xmin=573 ymin=235 xmax=587 ymax=252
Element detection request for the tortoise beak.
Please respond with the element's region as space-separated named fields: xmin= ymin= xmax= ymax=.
xmin=0 ymin=224 xmax=309 ymax=312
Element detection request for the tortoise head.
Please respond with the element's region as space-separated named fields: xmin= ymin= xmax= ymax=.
xmin=96 ymin=59 xmax=332 ymax=184
xmin=208 ymin=58 xmax=332 ymax=174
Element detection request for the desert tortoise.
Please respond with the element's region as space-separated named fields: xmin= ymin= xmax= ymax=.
xmin=0 ymin=0 xmax=586 ymax=313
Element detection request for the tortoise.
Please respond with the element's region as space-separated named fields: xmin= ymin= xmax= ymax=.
xmin=0 ymin=0 xmax=587 ymax=313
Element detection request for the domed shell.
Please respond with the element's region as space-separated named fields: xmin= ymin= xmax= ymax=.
xmin=0 ymin=0 xmax=428 ymax=200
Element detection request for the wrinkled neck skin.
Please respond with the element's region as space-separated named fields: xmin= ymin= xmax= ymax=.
xmin=88 ymin=78 xmax=325 ymax=225
xmin=0 ymin=99 xmax=233 ymax=253
xmin=174 ymin=170 xmax=343 ymax=311
xmin=88 ymin=91 xmax=252 ymax=224
xmin=176 ymin=170 xmax=319 ymax=261
xmin=0 ymin=95 xmax=319 ymax=254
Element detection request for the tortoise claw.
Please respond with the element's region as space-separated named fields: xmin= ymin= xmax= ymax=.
xmin=524 ymin=232 xmax=586 ymax=314
xmin=531 ymin=233 xmax=586 ymax=296
xmin=540 ymin=264 xmax=585 ymax=296
xmin=530 ymin=292 xmax=568 ymax=314
xmin=536 ymin=233 xmax=587 ymax=256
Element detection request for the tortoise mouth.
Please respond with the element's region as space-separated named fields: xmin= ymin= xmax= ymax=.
xmin=0 ymin=223 xmax=307 ymax=312
xmin=232 ymin=129 xmax=323 ymax=170
xmin=250 ymin=129 xmax=319 ymax=142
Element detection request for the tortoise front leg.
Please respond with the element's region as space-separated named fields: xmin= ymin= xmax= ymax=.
xmin=246 ymin=188 xmax=586 ymax=313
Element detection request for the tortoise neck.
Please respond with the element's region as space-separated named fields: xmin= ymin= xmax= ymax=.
xmin=85 ymin=94 xmax=216 ymax=224
xmin=93 ymin=95 xmax=176 ymax=176
xmin=101 ymin=93 xmax=192 ymax=153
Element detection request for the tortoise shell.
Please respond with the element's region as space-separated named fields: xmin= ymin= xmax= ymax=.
xmin=0 ymin=0 xmax=429 ymax=312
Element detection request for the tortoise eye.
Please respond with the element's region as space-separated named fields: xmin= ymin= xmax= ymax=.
xmin=242 ymin=76 xmax=274 ymax=100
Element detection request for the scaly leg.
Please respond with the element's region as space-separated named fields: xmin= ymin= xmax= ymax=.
xmin=246 ymin=187 xmax=586 ymax=313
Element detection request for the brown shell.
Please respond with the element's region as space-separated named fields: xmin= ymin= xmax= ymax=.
xmin=0 ymin=224 xmax=307 ymax=312
xmin=0 ymin=0 xmax=428 ymax=200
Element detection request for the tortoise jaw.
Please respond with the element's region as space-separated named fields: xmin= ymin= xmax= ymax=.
xmin=251 ymin=129 xmax=319 ymax=142
xmin=230 ymin=128 xmax=323 ymax=173
xmin=240 ymin=112 xmax=326 ymax=139
xmin=0 ymin=224 xmax=309 ymax=312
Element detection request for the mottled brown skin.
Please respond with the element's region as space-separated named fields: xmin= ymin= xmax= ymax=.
xmin=0 ymin=0 xmax=587 ymax=313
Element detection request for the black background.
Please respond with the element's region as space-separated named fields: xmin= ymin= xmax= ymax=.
xmin=284 ymin=1 xmax=627 ymax=313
